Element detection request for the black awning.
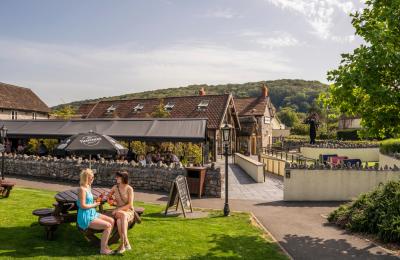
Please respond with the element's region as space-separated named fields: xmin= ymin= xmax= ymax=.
xmin=0 ymin=118 xmax=207 ymax=142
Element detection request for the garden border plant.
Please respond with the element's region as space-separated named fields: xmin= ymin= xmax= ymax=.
xmin=328 ymin=180 xmax=400 ymax=243
xmin=380 ymin=139 xmax=400 ymax=160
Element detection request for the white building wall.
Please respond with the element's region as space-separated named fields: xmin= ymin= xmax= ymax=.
xmin=338 ymin=118 xmax=362 ymax=129
xmin=259 ymin=116 xmax=273 ymax=149
xmin=0 ymin=109 xmax=48 ymax=120
xmin=284 ymin=169 xmax=400 ymax=201
xmin=300 ymin=147 xmax=379 ymax=162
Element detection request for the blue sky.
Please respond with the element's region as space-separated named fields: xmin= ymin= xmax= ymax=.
xmin=0 ymin=0 xmax=365 ymax=106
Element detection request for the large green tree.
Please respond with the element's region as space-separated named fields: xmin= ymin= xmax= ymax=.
xmin=324 ymin=0 xmax=400 ymax=138
xmin=276 ymin=107 xmax=299 ymax=127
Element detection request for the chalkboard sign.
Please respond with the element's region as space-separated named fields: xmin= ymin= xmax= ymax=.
xmin=164 ymin=175 xmax=193 ymax=217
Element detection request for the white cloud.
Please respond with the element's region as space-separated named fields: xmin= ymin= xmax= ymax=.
xmin=266 ymin=0 xmax=356 ymax=41
xmin=0 ymin=38 xmax=298 ymax=106
xmin=238 ymin=30 xmax=300 ymax=48
xmin=204 ymin=8 xmax=241 ymax=19
xmin=253 ymin=34 xmax=299 ymax=48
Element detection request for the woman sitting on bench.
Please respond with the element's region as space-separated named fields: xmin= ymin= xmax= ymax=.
xmin=108 ymin=171 xmax=135 ymax=254
xmin=77 ymin=169 xmax=115 ymax=255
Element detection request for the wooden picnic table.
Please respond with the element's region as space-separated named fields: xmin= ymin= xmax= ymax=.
xmin=34 ymin=187 xmax=144 ymax=244
xmin=54 ymin=187 xmax=110 ymax=215
xmin=0 ymin=180 xmax=15 ymax=198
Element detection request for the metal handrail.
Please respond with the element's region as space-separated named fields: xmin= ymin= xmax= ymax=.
xmin=261 ymin=147 xmax=317 ymax=165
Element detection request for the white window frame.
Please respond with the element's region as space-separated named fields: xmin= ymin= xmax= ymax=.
xmin=264 ymin=116 xmax=271 ymax=124
xmin=11 ymin=110 xmax=18 ymax=120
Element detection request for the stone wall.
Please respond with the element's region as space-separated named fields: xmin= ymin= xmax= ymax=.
xmin=3 ymin=154 xmax=222 ymax=197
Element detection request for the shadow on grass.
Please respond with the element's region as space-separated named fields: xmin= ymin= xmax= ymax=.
xmin=187 ymin=234 xmax=286 ymax=260
xmin=0 ymin=223 xmax=98 ymax=258
xmin=144 ymin=211 xmax=229 ymax=221
xmin=279 ymin=234 xmax=397 ymax=260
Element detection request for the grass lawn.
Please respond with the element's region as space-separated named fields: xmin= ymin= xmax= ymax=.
xmin=0 ymin=188 xmax=288 ymax=260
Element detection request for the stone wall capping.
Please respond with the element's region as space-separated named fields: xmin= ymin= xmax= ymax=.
xmin=285 ymin=161 xmax=400 ymax=172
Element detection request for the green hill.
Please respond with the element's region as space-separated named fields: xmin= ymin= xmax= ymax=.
xmin=54 ymin=79 xmax=328 ymax=113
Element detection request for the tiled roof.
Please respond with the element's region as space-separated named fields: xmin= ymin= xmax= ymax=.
xmin=77 ymin=103 xmax=97 ymax=117
xmin=79 ymin=94 xmax=232 ymax=129
xmin=235 ymin=96 xmax=275 ymax=118
xmin=0 ymin=82 xmax=50 ymax=113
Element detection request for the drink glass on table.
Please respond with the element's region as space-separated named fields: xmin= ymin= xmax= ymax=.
xmin=96 ymin=193 xmax=104 ymax=203
xmin=107 ymin=195 xmax=115 ymax=206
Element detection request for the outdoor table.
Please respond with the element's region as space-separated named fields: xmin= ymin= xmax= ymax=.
xmin=54 ymin=187 xmax=110 ymax=215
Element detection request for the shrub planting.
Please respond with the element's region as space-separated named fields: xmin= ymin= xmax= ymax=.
xmin=380 ymin=139 xmax=400 ymax=158
xmin=328 ymin=181 xmax=400 ymax=243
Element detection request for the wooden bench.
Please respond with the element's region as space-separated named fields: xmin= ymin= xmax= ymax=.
xmin=78 ymin=207 xmax=144 ymax=246
xmin=39 ymin=216 xmax=63 ymax=240
xmin=32 ymin=208 xmax=55 ymax=218
xmin=0 ymin=181 xmax=15 ymax=198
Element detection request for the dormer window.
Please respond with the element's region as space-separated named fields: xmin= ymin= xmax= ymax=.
xmin=164 ymin=102 xmax=175 ymax=111
xmin=106 ymin=105 xmax=117 ymax=114
xmin=133 ymin=103 xmax=144 ymax=112
xmin=197 ymin=100 xmax=209 ymax=111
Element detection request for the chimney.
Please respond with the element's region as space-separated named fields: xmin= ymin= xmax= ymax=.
xmin=262 ymin=84 xmax=269 ymax=97
xmin=199 ymin=87 xmax=206 ymax=96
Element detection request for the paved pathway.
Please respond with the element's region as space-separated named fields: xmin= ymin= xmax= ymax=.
xmin=228 ymin=163 xmax=283 ymax=201
xmin=5 ymin=175 xmax=398 ymax=259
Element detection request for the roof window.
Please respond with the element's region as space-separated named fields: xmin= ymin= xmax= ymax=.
xmin=133 ymin=103 xmax=144 ymax=112
xmin=106 ymin=105 xmax=117 ymax=114
xmin=197 ymin=100 xmax=209 ymax=111
xmin=164 ymin=102 xmax=175 ymax=111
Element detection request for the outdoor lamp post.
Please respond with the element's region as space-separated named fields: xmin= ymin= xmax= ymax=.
xmin=221 ymin=123 xmax=232 ymax=216
xmin=0 ymin=125 xmax=8 ymax=180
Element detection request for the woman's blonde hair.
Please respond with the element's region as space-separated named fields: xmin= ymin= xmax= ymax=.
xmin=80 ymin=168 xmax=94 ymax=186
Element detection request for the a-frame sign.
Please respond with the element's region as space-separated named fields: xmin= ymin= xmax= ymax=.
xmin=164 ymin=175 xmax=193 ymax=217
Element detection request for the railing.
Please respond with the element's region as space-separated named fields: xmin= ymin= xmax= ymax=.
xmin=261 ymin=147 xmax=317 ymax=166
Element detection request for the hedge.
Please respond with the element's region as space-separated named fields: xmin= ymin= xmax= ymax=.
xmin=337 ymin=129 xmax=359 ymax=140
xmin=328 ymin=181 xmax=400 ymax=243
xmin=380 ymin=138 xmax=400 ymax=156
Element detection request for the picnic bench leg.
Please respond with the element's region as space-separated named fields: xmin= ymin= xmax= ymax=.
xmin=45 ymin=225 xmax=58 ymax=240
xmin=3 ymin=186 xmax=12 ymax=198
xmin=108 ymin=220 xmax=137 ymax=245
xmin=84 ymin=230 xmax=101 ymax=246
xmin=108 ymin=226 xmax=121 ymax=245
xmin=53 ymin=202 xmax=64 ymax=216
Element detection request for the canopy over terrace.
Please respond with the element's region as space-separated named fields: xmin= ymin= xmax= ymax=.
xmin=0 ymin=118 xmax=207 ymax=142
